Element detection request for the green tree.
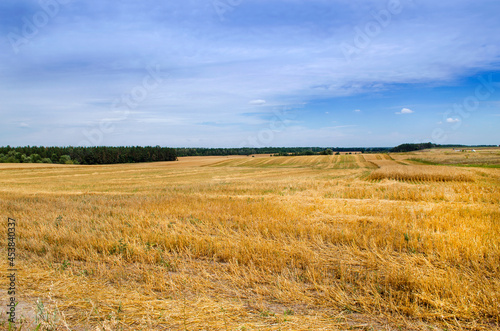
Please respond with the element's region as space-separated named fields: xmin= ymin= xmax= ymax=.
xmin=59 ymin=155 xmax=72 ymax=164
xmin=30 ymin=153 xmax=42 ymax=163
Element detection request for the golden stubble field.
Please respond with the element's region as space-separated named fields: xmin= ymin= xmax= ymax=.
xmin=0 ymin=149 xmax=499 ymax=330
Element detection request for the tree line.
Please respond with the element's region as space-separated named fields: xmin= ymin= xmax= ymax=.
xmin=0 ymin=146 xmax=177 ymax=165
xmin=390 ymin=143 xmax=437 ymax=153
xmin=175 ymin=147 xmax=389 ymax=157
xmin=390 ymin=143 xmax=498 ymax=153
xmin=0 ymin=145 xmax=397 ymax=165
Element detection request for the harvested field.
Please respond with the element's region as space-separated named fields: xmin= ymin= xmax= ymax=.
xmin=1 ymin=149 xmax=499 ymax=330
xmin=367 ymin=161 xmax=474 ymax=182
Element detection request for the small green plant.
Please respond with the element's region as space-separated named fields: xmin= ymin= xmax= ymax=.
xmin=110 ymin=239 xmax=128 ymax=255
xmin=78 ymin=269 xmax=89 ymax=277
xmin=403 ymin=233 xmax=410 ymax=242
xmin=61 ymin=260 xmax=70 ymax=271
xmin=260 ymin=309 xmax=274 ymax=317
xmin=35 ymin=299 xmax=58 ymax=329
xmin=160 ymin=258 xmax=176 ymax=271
xmin=145 ymin=241 xmax=156 ymax=250
xmin=5 ymin=302 xmax=20 ymax=331
xmin=55 ymin=215 xmax=63 ymax=228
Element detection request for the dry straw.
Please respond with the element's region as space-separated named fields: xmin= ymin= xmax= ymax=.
xmin=0 ymin=150 xmax=499 ymax=330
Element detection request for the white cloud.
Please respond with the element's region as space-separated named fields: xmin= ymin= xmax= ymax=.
xmin=1 ymin=1 xmax=499 ymax=147
xmin=446 ymin=118 xmax=460 ymax=123
xmin=249 ymin=99 xmax=266 ymax=105
xmin=19 ymin=122 xmax=30 ymax=128
xmin=395 ymin=108 xmax=414 ymax=115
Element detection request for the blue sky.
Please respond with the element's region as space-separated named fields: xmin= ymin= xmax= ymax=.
xmin=1 ymin=0 xmax=499 ymax=147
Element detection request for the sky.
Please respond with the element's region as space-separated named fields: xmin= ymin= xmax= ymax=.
xmin=1 ymin=0 xmax=499 ymax=148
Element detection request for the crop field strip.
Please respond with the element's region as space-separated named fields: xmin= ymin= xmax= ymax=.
xmin=210 ymin=155 xmax=366 ymax=169
xmin=0 ymin=149 xmax=499 ymax=330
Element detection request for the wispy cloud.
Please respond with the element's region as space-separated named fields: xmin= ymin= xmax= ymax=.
xmin=446 ymin=118 xmax=460 ymax=123
xmin=395 ymin=108 xmax=414 ymax=115
xmin=249 ymin=100 xmax=266 ymax=106
xmin=333 ymin=125 xmax=357 ymax=129
xmin=0 ymin=0 xmax=499 ymax=146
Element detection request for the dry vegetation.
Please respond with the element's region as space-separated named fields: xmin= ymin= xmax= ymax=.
xmin=0 ymin=149 xmax=499 ymax=330
xmin=394 ymin=147 xmax=500 ymax=167
xmin=366 ymin=156 xmax=474 ymax=182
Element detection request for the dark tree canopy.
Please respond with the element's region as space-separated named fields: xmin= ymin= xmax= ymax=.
xmin=0 ymin=146 xmax=177 ymax=165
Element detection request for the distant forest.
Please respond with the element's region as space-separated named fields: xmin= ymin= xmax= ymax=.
xmin=390 ymin=143 xmax=438 ymax=153
xmin=0 ymin=146 xmax=177 ymax=165
xmin=175 ymin=147 xmax=389 ymax=157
